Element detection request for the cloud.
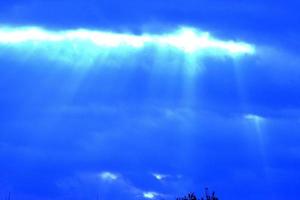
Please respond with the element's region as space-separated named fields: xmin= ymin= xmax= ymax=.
xmin=0 ymin=25 xmax=255 ymax=67
xmin=244 ymin=114 xmax=265 ymax=121
xmin=98 ymin=171 xmax=118 ymax=181
xmin=1 ymin=99 xmax=300 ymax=199
xmin=143 ymin=191 xmax=159 ymax=199
xmin=152 ymin=173 xmax=168 ymax=181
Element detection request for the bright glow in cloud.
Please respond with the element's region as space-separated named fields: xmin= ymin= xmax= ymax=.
xmin=143 ymin=192 xmax=158 ymax=199
xmin=0 ymin=25 xmax=256 ymax=70
xmin=244 ymin=114 xmax=264 ymax=122
xmin=152 ymin=173 xmax=168 ymax=180
xmin=0 ymin=26 xmax=254 ymax=57
xmin=98 ymin=171 xmax=118 ymax=181
xmin=0 ymin=26 xmax=254 ymax=52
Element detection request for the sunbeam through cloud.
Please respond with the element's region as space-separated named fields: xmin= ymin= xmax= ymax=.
xmin=1 ymin=0 xmax=300 ymax=199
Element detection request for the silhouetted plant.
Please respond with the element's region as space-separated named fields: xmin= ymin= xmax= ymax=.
xmin=176 ymin=192 xmax=197 ymax=200
xmin=201 ymin=188 xmax=218 ymax=200
xmin=176 ymin=188 xmax=218 ymax=200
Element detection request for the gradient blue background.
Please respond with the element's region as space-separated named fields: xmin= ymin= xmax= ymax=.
xmin=0 ymin=0 xmax=300 ymax=199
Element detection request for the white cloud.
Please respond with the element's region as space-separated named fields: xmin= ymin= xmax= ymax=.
xmin=0 ymin=26 xmax=255 ymax=66
xmin=152 ymin=173 xmax=168 ymax=181
xmin=143 ymin=192 xmax=159 ymax=199
xmin=98 ymin=171 xmax=118 ymax=181
xmin=0 ymin=26 xmax=254 ymax=53
xmin=244 ymin=114 xmax=264 ymax=121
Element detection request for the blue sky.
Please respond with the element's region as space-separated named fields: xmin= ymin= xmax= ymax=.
xmin=0 ymin=0 xmax=300 ymax=199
